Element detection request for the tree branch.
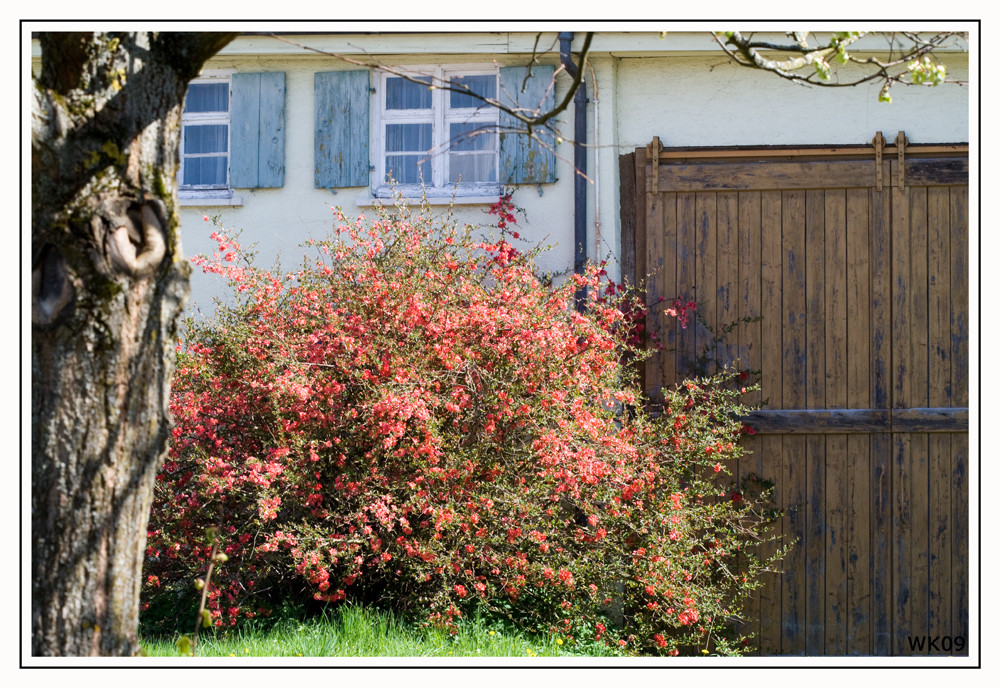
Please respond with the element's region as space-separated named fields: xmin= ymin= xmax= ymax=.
xmin=38 ymin=33 xmax=92 ymax=93
xmin=150 ymin=32 xmax=239 ymax=82
xmin=713 ymin=30 xmax=967 ymax=99
xmin=268 ymin=32 xmax=593 ymax=135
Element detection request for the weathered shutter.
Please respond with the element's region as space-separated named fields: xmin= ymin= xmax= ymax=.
xmin=498 ymin=65 xmax=557 ymax=185
xmin=314 ymin=70 xmax=371 ymax=189
xmin=230 ymin=72 xmax=286 ymax=188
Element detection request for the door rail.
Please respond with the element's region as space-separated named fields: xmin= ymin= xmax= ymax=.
xmin=740 ymin=407 xmax=969 ymax=434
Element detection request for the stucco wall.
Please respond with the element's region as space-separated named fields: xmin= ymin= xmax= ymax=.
xmin=612 ymin=53 xmax=969 ymax=149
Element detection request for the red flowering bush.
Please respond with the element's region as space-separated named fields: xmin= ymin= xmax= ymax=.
xmin=142 ymin=200 xmax=783 ymax=655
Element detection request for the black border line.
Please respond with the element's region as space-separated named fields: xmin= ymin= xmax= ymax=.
xmin=21 ymin=17 xmax=982 ymax=671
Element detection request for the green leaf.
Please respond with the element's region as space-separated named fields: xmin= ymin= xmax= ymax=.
xmin=176 ymin=635 xmax=193 ymax=656
xmin=813 ymin=57 xmax=831 ymax=80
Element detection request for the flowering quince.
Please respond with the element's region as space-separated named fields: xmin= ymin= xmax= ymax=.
xmin=141 ymin=199 xmax=783 ymax=655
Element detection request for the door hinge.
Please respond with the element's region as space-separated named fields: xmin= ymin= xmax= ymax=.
xmin=646 ymin=136 xmax=662 ymax=194
xmin=872 ymin=131 xmax=885 ymax=191
xmin=895 ymin=131 xmax=909 ymax=190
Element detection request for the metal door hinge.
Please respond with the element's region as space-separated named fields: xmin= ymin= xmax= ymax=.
xmin=895 ymin=131 xmax=909 ymax=190
xmin=646 ymin=136 xmax=662 ymax=194
xmin=872 ymin=131 xmax=885 ymax=191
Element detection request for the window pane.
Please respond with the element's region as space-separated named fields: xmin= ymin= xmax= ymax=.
xmin=449 ymin=75 xmax=496 ymax=109
xmin=386 ymin=123 xmax=432 ymax=153
xmin=182 ymin=156 xmax=227 ymax=186
xmin=448 ymin=153 xmax=496 ymax=184
xmin=184 ymin=82 xmax=229 ymax=113
xmin=385 ymin=76 xmax=432 ymax=110
xmin=385 ymin=155 xmax=427 ymax=185
xmin=449 ymin=123 xmax=496 ymax=152
xmin=184 ymin=124 xmax=228 ymax=155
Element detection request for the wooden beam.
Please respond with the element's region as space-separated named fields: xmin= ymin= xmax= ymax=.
xmin=618 ymin=152 xmax=636 ymax=286
xmin=741 ymin=407 xmax=968 ymax=434
xmin=657 ymin=143 xmax=968 ymax=161
xmin=656 ymin=160 xmax=883 ymax=192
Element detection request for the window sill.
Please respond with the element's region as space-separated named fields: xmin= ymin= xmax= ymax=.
xmin=357 ymin=193 xmax=502 ymax=207
xmin=178 ymin=192 xmax=244 ymax=207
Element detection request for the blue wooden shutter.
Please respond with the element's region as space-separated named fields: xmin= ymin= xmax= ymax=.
xmin=314 ymin=70 xmax=371 ymax=189
xmin=230 ymin=72 xmax=286 ymax=188
xmin=498 ymin=65 xmax=557 ymax=185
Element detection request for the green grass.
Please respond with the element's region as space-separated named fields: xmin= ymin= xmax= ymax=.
xmin=139 ymin=604 xmax=625 ymax=658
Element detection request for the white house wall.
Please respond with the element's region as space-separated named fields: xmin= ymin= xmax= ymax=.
xmin=612 ymin=53 xmax=970 ymax=148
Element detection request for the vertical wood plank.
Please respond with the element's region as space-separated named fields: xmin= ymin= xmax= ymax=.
xmin=256 ymin=72 xmax=286 ymax=188
xmin=890 ymin=182 xmax=912 ymax=655
xmin=739 ymin=191 xmax=763 ymax=407
xmin=633 ymin=149 xmax=648 ymax=395
xmin=804 ymin=189 xmax=826 ymax=655
xmin=716 ymin=192 xmax=739 ymax=368
xmin=230 ymin=72 xmax=261 ymax=188
xmin=891 ymin=182 xmax=912 ymax=410
xmin=907 ymin=187 xmax=931 ymax=650
xmin=660 ymin=193 xmax=678 ymax=389
xmin=951 ymin=435 xmax=969 ymax=654
xmin=823 ymin=188 xmax=848 ymax=655
xmin=695 ymin=192 xmax=718 ymax=374
xmin=676 ymin=193 xmax=697 ymax=377
xmin=926 ymin=186 xmax=951 ymax=644
xmin=737 ymin=436 xmax=763 ymax=653
xmin=824 ymin=189 xmax=848 ymax=408
xmin=845 ymin=188 xmax=872 ymax=654
xmin=737 ymin=190 xmax=763 ymax=653
xmin=618 ymin=152 xmax=637 ymax=288
xmin=870 ymin=185 xmax=892 ymax=655
xmin=950 ymin=186 xmax=969 ymax=651
xmin=758 ymin=189 xmax=784 ymax=655
xmin=645 ymin=184 xmax=665 ymax=402
xmin=949 ymin=186 xmax=969 ymax=408
xmin=782 ymin=189 xmax=807 ymax=654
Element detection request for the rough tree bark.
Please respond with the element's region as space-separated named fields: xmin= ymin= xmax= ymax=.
xmin=31 ymin=31 xmax=236 ymax=656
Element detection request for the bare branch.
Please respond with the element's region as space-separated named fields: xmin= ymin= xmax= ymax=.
xmin=521 ymin=33 xmax=559 ymax=92
xmin=268 ymin=32 xmax=593 ymax=136
xmin=530 ymin=31 xmax=593 ymax=132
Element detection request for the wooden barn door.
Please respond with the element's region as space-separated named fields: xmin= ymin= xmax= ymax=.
xmin=621 ymin=135 xmax=969 ymax=656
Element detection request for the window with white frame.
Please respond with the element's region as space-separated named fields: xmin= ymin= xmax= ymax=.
xmin=180 ymin=74 xmax=232 ymax=193
xmin=374 ymin=66 xmax=500 ymax=196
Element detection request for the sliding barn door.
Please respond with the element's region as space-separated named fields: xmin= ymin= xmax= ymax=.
xmin=624 ymin=136 xmax=969 ymax=656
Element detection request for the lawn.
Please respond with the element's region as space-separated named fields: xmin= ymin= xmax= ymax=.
xmin=139 ymin=603 xmax=625 ymax=658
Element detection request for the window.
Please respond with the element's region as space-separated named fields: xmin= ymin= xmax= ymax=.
xmin=373 ymin=66 xmax=500 ymax=197
xmin=180 ymin=74 xmax=232 ymax=195
xmin=313 ymin=66 xmax=554 ymax=192
xmin=179 ymin=71 xmax=286 ymax=204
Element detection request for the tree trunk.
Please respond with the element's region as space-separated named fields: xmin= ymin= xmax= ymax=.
xmin=31 ymin=31 xmax=236 ymax=656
